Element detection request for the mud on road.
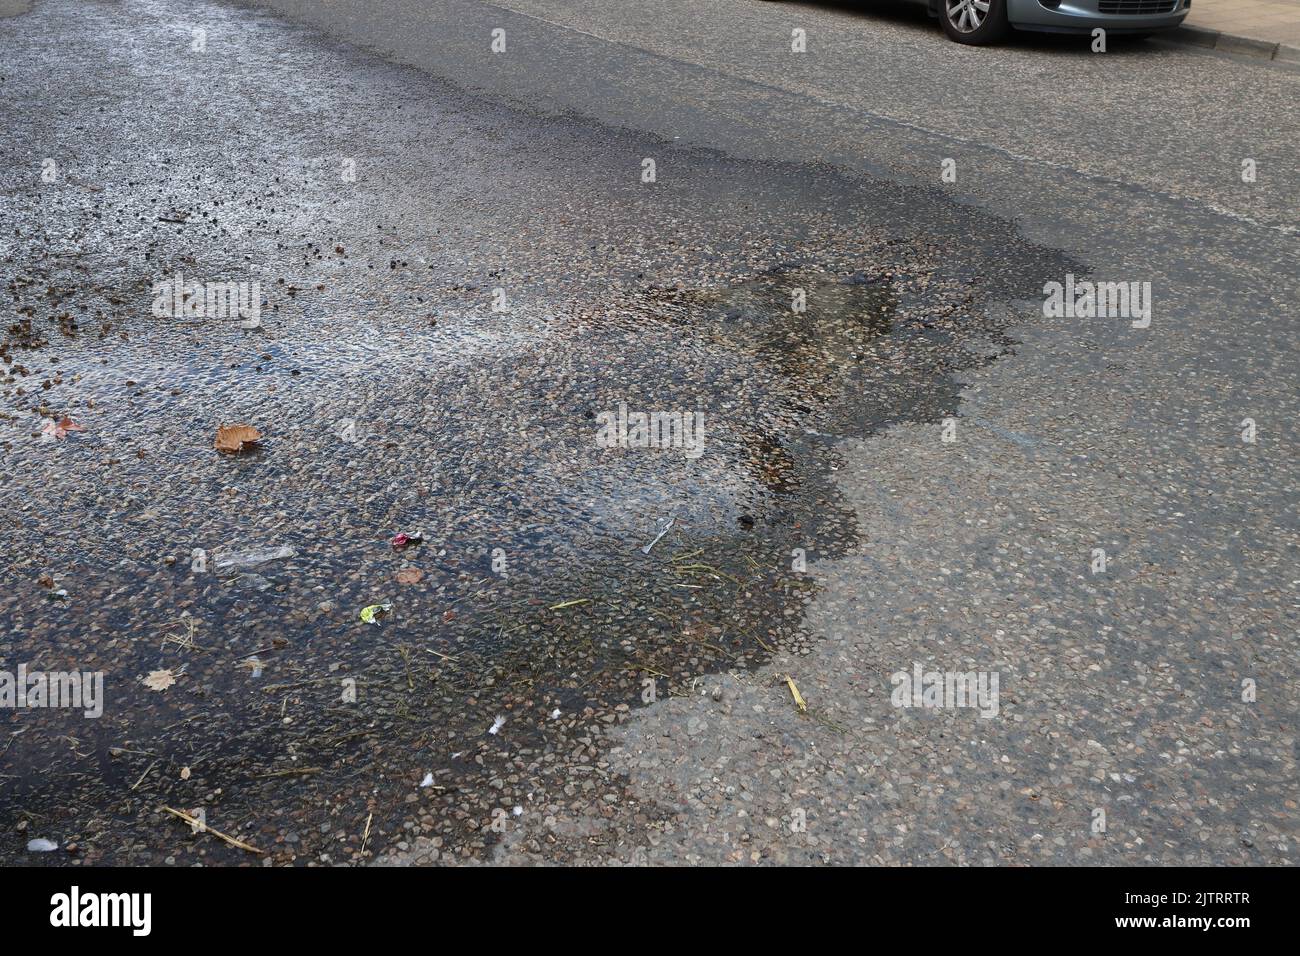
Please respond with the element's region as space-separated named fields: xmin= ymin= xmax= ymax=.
xmin=0 ymin=0 xmax=1079 ymax=864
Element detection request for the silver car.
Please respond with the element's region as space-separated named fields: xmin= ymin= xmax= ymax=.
xmin=930 ymin=0 xmax=1191 ymax=45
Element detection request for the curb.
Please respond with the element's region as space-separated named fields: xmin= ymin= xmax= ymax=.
xmin=1163 ymin=23 xmax=1300 ymax=63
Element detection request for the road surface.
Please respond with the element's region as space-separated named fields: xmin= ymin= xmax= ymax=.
xmin=0 ymin=0 xmax=1295 ymax=865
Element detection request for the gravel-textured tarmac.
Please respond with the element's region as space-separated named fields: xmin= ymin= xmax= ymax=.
xmin=1 ymin=0 xmax=1295 ymax=866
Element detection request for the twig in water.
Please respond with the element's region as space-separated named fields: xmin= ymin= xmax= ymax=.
xmin=253 ymin=767 xmax=323 ymax=778
xmin=675 ymin=563 xmax=743 ymax=586
xmin=236 ymin=640 xmax=287 ymax=661
xmin=129 ymin=759 xmax=158 ymax=791
xmin=161 ymin=806 xmax=263 ymax=854
xmin=549 ymin=598 xmax=591 ymax=611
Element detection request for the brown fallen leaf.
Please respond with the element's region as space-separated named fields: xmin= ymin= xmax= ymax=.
xmin=214 ymin=424 xmax=261 ymax=454
xmin=143 ymin=669 xmax=177 ymax=692
xmin=41 ymin=416 xmax=83 ymax=440
xmin=395 ymin=567 xmax=423 ymax=585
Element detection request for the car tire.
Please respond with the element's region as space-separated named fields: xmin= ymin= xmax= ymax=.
xmin=940 ymin=0 xmax=1009 ymax=45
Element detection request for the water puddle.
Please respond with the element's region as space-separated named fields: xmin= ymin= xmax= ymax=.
xmin=1 ymin=261 xmax=1026 ymax=864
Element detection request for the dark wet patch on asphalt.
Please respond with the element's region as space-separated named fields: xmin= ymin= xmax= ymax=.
xmin=0 ymin=0 xmax=1080 ymax=863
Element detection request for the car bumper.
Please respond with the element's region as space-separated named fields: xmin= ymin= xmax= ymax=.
xmin=1007 ymin=0 xmax=1190 ymax=33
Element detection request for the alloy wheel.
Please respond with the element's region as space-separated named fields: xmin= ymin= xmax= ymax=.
xmin=945 ymin=0 xmax=990 ymax=32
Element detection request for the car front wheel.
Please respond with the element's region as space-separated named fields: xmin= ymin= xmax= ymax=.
xmin=940 ymin=0 xmax=1009 ymax=45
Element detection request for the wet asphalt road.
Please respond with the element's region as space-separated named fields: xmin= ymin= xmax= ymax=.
xmin=1 ymin=0 xmax=1295 ymax=866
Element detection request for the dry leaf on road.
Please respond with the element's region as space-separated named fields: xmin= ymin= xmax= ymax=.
xmin=214 ymin=424 xmax=261 ymax=454
xmin=143 ymin=669 xmax=177 ymax=692
xmin=41 ymin=416 xmax=84 ymax=440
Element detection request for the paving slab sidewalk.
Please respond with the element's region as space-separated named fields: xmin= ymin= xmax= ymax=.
xmin=1173 ymin=0 xmax=1300 ymax=62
